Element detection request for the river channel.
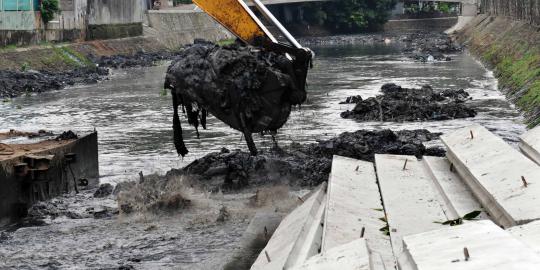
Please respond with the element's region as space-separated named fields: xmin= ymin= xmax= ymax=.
xmin=0 ymin=40 xmax=526 ymax=269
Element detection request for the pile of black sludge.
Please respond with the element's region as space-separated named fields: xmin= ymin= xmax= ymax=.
xmin=164 ymin=40 xmax=304 ymax=157
xmin=341 ymin=83 xmax=477 ymax=122
xmin=171 ymin=129 xmax=444 ymax=190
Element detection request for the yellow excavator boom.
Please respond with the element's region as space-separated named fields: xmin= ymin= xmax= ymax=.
xmin=192 ymin=0 xmax=277 ymax=45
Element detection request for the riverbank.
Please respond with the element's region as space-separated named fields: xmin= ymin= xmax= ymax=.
xmin=455 ymin=15 xmax=540 ymax=128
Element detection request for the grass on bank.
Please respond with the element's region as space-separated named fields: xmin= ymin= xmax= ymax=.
xmin=479 ymin=40 xmax=540 ymax=128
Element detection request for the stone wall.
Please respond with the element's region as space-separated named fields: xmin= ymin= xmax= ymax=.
xmin=147 ymin=10 xmax=233 ymax=49
xmin=480 ymin=0 xmax=540 ymax=26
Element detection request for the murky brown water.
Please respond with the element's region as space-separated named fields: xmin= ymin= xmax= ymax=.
xmin=0 ymin=41 xmax=526 ymax=269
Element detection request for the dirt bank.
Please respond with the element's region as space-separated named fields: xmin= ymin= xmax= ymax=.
xmin=0 ymin=37 xmax=180 ymax=99
xmin=341 ymin=83 xmax=477 ymax=122
xmin=455 ymin=15 xmax=540 ymax=127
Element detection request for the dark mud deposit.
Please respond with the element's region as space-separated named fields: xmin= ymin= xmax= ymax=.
xmin=174 ymin=129 xmax=444 ymax=190
xmin=165 ymin=40 xmax=305 ymax=157
xmin=341 ymin=83 xmax=477 ymax=122
xmin=91 ymin=51 xmax=181 ymax=69
xmin=0 ymin=67 xmax=108 ymax=98
xmin=0 ymin=51 xmax=180 ymax=99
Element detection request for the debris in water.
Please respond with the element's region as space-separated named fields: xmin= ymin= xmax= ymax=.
xmin=164 ymin=40 xmax=306 ymax=157
xmin=341 ymin=83 xmax=477 ymax=122
xmin=93 ymin=183 xmax=114 ymax=198
xmin=55 ymin=130 xmax=78 ymax=141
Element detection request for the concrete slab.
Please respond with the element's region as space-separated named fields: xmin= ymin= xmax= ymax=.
xmin=250 ymin=184 xmax=326 ymax=270
xmin=375 ymin=155 xmax=448 ymax=258
xmin=290 ymin=239 xmax=371 ymax=270
xmin=284 ymin=192 xmax=326 ymax=268
xmin=423 ymin=156 xmax=483 ymax=220
xmin=322 ymin=155 xmax=393 ymax=269
xmin=441 ymin=124 xmax=540 ymax=227
xmin=520 ymin=126 xmax=540 ymax=165
xmin=508 ymin=220 xmax=540 ymax=255
xmin=400 ymin=220 xmax=540 ymax=270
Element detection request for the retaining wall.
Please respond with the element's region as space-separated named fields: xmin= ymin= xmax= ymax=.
xmin=147 ymin=10 xmax=233 ymax=49
xmin=384 ymin=17 xmax=458 ymax=32
xmin=0 ymin=132 xmax=99 ymax=225
xmin=86 ymin=0 xmax=143 ymax=40
xmin=457 ymin=15 xmax=540 ymax=127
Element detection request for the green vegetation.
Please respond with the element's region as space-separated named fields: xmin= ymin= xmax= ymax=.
xmin=173 ymin=0 xmax=192 ymax=4
xmin=216 ymin=39 xmax=236 ymax=46
xmin=477 ymin=40 xmax=540 ymax=127
xmin=301 ymin=0 xmax=398 ymax=32
xmin=41 ymin=0 xmax=60 ymax=24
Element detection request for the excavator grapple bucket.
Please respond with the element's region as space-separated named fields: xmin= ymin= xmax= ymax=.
xmin=192 ymin=0 xmax=276 ymax=44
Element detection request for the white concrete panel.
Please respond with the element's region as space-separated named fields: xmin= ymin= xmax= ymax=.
xmin=423 ymin=156 xmax=483 ymax=220
xmin=509 ymin=220 xmax=540 ymax=255
xmin=284 ymin=192 xmax=326 ymax=268
xmin=375 ymin=154 xmax=448 ymax=258
xmin=251 ymin=184 xmax=326 ymax=270
xmin=520 ymin=126 xmax=540 ymax=165
xmin=400 ymin=220 xmax=540 ymax=270
xmin=441 ymin=124 xmax=540 ymax=227
xmin=290 ymin=239 xmax=371 ymax=270
xmin=322 ymin=156 xmax=393 ymax=269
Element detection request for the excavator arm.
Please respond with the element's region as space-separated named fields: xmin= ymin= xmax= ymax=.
xmin=192 ymin=0 xmax=313 ymax=96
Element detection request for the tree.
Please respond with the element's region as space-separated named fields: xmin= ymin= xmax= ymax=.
xmin=41 ymin=0 xmax=60 ymax=24
xmin=302 ymin=0 xmax=398 ymax=32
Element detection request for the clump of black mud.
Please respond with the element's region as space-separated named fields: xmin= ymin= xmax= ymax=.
xmin=0 ymin=67 xmax=108 ymax=98
xmin=91 ymin=51 xmax=180 ymax=69
xmin=165 ymin=40 xmax=305 ymax=157
xmin=402 ymin=32 xmax=462 ymax=62
xmin=341 ymin=83 xmax=476 ymax=122
xmin=172 ymin=129 xmax=444 ymax=190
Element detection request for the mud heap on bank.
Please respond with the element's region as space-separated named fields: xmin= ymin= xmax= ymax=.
xmin=341 ymin=83 xmax=477 ymax=122
xmin=164 ymin=40 xmax=305 ymax=157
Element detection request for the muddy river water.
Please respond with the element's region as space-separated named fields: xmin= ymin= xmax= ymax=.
xmin=0 ymin=41 xmax=526 ymax=269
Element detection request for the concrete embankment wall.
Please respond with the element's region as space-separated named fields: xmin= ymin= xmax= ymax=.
xmin=384 ymin=17 xmax=458 ymax=32
xmin=456 ymin=14 xmax=540 ymax=127
xmin=87 ymin=0 xmax=144 ymax=40
xmin=0 ymin=35 xmax=168 ymax=71
xmin=0 ymin=132 xmax=99 ymax=225
xmin=147 ymin=10 xmax=233 ymax=49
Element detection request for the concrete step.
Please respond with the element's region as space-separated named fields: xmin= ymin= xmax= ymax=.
xmin=399 ymin=220 xmax=540 ymax=270
xmin=508 ymin=220 xmax=540 ymax=255
xmin=284 ymin=193 xmax=326 ymax=268
xmin=423 ymin=156 xmax=484 ymax=220
xmin=441 ymin=124 xmax=540 ymax=228
xmin=519 ymin=126 xmax=540 ymax=165
xmin=290 ymin=239 xmax=371 ymax=270
xmin=251 ymin=183 xmax=327 ymax=270
xmin=375 ymin=154 xmax=449 ymax=259
xmin=322 ymin=155 xmax=393 ymax=269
